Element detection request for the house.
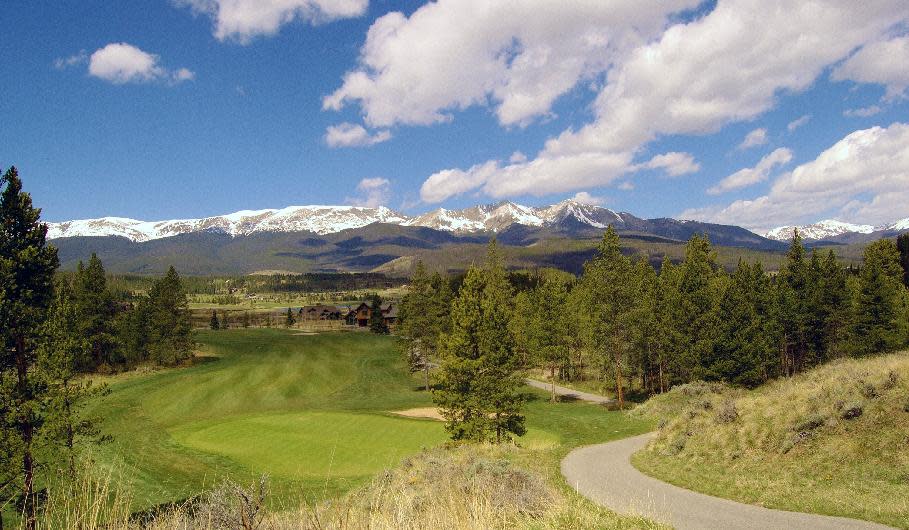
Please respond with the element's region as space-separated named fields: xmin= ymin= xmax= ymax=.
xmin=346 ymin=301 xmax=399 ymax=327
xmin=299 ymin=304 xmax=344 ymax=321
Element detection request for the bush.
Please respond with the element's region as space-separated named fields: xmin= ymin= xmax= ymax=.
xmin=841 ymin=402 xmax=864 ymax=420
xmin=859 ymin=381 xmax=878 ymax=399
xmin=793 ymin=412 xmax=826 ymax=432
xmin=714 ymin=400 xmax=738 ymax=424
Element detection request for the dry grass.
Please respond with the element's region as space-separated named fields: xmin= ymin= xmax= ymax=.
xmin=632 ymin=351 xmax=909 ymax=528
xmin=23 ymin=445 xmax=664 ymax=530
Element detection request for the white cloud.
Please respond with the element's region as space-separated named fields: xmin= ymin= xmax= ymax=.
xmin=684 ymin=123 xmax=909 ymax=230
xmin=571 ymin=191 xmax=607 ymax=205
xmin=737 ymin=128 xmax=768 ymax=150
xmin=324 ymin=122 xmax=391 ymax=148
xmin=86 ymin=43 xmax=193 ymax=84
xmin=176 ymin=0 xmax=368 ymax=43
xmin=346 ymin=177 xmax=391 ymax=207
xmin=414 ymin=0 xmax=909 ymax=204
xmin=617 ymin=181 xmax=635 ymax=191
xmin=707 ymin=147 xmax=792 ymax=195
xmin=844 ymin=105 xmax=883 ymax=118
xmin=787 ymin=115 xmax=810 ymax=132
xmin=831 ymin=34 xmax=909 ymax=100
xmin=509 ymin=151 xmax=527 ymax=164
xmin=324 ymin=0 xmax=700 ymax=128
xmin=637 ymin=152 xmax=700 ymax=177
xmin=54 ymin=50 xmax=87 ymax=69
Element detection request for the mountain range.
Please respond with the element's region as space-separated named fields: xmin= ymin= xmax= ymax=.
xmin=47 ymin=199 xmax=761 ymax=244
xmin=764 ymin=218 xmax=909 ymax=243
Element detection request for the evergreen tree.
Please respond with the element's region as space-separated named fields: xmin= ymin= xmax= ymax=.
xmin=576 ymin=227 xmax=638 ymax=409
xmin=653 ymin=257 xmax=684 ymax=392
xmin=676 ymin=234 xmax=719 ymax=381
xmin=116 ymin=297 xmax=150 ymax=366
xmin=285 ymin=307 xmax=295 ymax=328
xmin=0 ymin=167 xmax=60 ymax=528
xmin=368 ymin=295 xmax=388 ymax=334
xmin=398 ymin=261 xmax=436 ymax=390
xmin=146 ymin=267 xmax=193 ymax=366
xmin=849 ymin=239 xmax=908 ymax=355
xmin=221 ymin=310 xmax=229 ymax=330
xmin=531 ymin=270 xmax=571 ymax=402
xmin=897 ymin=233 xmax=909 ymax=288
xmin=38 ymin=286 xmax=109 ymax=481
xmin=775 ymin=230 xmax=813 ymax=375
xmin=209 ymin=310 xmax=220 ymax=330
xmin=71 ymin=254 xmax=118 ymax=371
xmin=629 ymin=259 xmax=660 ymax=395
xmin=434 ymin=240 xmax=525 ymax=442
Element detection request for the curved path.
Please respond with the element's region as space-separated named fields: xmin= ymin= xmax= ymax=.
xmin=524 ymin=378 xmax=615 ymax=404
xmin=562 ymin=433 xmax=893 ymax=530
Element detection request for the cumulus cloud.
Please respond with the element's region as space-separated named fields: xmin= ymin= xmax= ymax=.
xmin=844 ymin=105 xmax=883 ymax=118
xmin=176 ymin=0 xmax=368 ymax=42
xmin=413 ymin=0 xmax=909 ymax=204
xmin=571 ymin=191 xmax=607 ymax=205
xmin=324 ymin=0 xmax=700 ymax=128
xmin=346 ymin=177 xmax=391 ymax=207
xmin=637 ymin=152 xmax=700 ymax=177
xmin=738 ymin=128 xmax=768 ymax=150
xmin=707 ymin=147 xmax=793 ymax=195
xmin=787 ymin=115 xmax=810 ymax=132
xmin=683 ymin=123 xmax=909 ymax=230
xmin=832 ymin=34 xmax=909 ymax=100
xmin=85 ymin=43 xmax=193 ymax=85
xmin=324 ymin=122 xmax=391 ymax=148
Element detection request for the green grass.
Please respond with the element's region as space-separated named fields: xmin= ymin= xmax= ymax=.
xmin=86 ymin=328 xmax=652 ymax=512
xmin=631 ymin=352 xmax=909 ymax=528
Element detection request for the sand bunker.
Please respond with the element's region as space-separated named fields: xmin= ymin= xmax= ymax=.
xmin=390 ymin=407 xmax=444 ymax=421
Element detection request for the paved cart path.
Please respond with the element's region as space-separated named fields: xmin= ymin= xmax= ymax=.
xmin=524 ymin=378 xmax=616 ymax=404
xmin=561 ymin=433 xmax=894 ymax=530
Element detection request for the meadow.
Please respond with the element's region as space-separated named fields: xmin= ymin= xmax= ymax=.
xmin=86 ymin=328 xmax=653 ymax=512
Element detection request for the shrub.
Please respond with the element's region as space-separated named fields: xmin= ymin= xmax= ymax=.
xmin=841 ymin=402 xmax=864 ymax=420
xmin=793 ymin=412 xmax=826 ymax=432
xmin=859 ymin=381 xmax=878 ymax=399
xmin=714 ymin=400 xmax=738 ymax=424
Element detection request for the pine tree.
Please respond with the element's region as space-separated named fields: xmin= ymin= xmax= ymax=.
xmin=146 ymin=267 xmax=193 ymax=366
xmin=368 ymin=295 xmax=388 ymax=334
xmin=531 ymin=270 xmax=571 ymax=402
xmin=434 ymin=240 xmax=525 ymax=442
xmin=398 ymin=261 xmax=436 ymax=390
xmin=0 ymin=167 xmax=60 ymax=528
xmin=677 ymin=234 xmax=719 ymax=381
xmin=775 ymin=230 xmax=812 ymax=375
xmin=897 ymin=233 xmax=909 ymax=288
xmin=285 ymin=307 xmax=295 ymax=328
xmin=117 ymin=297 xmax=151 ymax=366
xmin=71 ymin=254 xmax=117 ymax=371
xmin=576 ymin=226 xmax=638 ymax=409
xmin=210 ymin=310 xmax=220 ymax=330
xmin=38 ymin=285 xmax=109 ymax=481
xmin=849 ymin=239 xmax=907 ymax=355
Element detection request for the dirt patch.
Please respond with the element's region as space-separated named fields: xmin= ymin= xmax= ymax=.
xmin=391 ymin=407 xmax=444 ymax=421
xmin=293 ymin=332 xmax=320 ymax=336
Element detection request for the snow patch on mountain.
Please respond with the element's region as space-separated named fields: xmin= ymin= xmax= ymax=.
xmin=765 ymin=220 xmax=877 ymax=241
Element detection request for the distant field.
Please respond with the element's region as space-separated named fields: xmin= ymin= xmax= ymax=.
xmin=87 ymin=329 xmax=651 ymax=510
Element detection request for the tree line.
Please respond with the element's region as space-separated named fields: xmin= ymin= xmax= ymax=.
xmin=0 ymin=168 xmax=193 ymax=528
xmin=399 ymin=227 xmax=909 ymax=441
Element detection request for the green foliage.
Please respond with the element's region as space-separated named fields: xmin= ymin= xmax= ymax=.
xmin=209 ymin=309 xmax=220 ymax=330
xmin=368 ymin=294 xmax=388 ymax=334
xmin=848 ymin=239 xmax=909 ymax=356
xmin=0 ymin=167 xmax=61 ymax=526
xmin=898 ymin=233 xmax=909 ymax=288
xmin=397 ymin=261 xmax=447 ymax=389
xmin=145 ymin=267 xmax=194 ymax=366
xmin=284 ymin=307 xmax=295 ymax=328
xmin=70 ymin=254 xmax=118 ymax=370
xmin=434 ymin=240 xmax=525 ymax=442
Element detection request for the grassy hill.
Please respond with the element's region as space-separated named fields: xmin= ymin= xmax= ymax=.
xmin=631 ymin=352 xmax=909 ymax=528
xmin=84 ymin=329 xmax=653 ymax=515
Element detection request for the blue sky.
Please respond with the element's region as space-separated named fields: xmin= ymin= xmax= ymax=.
xmin=2 ymin=0 xmax=908 ymax=232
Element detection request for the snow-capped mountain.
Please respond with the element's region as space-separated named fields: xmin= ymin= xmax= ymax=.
xmin=47 ymin=199 xmax=636 ymax=242
xmin=48 ymin=206 xmax=408 ymax=242
xmin=765 ymin=217 xmax=909 ymax=242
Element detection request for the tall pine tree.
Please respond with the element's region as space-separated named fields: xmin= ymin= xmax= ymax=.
xmin=0 ymin=167 xmax=59 ymax=528
xmin=146 ymin=267 xmax=193 ymax=366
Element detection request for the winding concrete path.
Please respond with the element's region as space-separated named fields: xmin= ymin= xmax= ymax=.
xmin=562 ymin=433 xmax=893 ymax=530
xmin=524 ymin=378 xmax=616 ymax=404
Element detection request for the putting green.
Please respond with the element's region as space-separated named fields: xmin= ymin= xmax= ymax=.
xmin=170 ymin=411 xmax=448 ymax=478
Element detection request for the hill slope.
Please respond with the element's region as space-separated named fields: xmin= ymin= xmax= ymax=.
xmin=631 ymin=353 xmax=909 ymax=528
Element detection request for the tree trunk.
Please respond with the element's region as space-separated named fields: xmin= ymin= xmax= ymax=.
xmin=15 ymin=336 xmax=36 ymax=530
xmin=549 ymin=363 xmax=557 ymax=403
